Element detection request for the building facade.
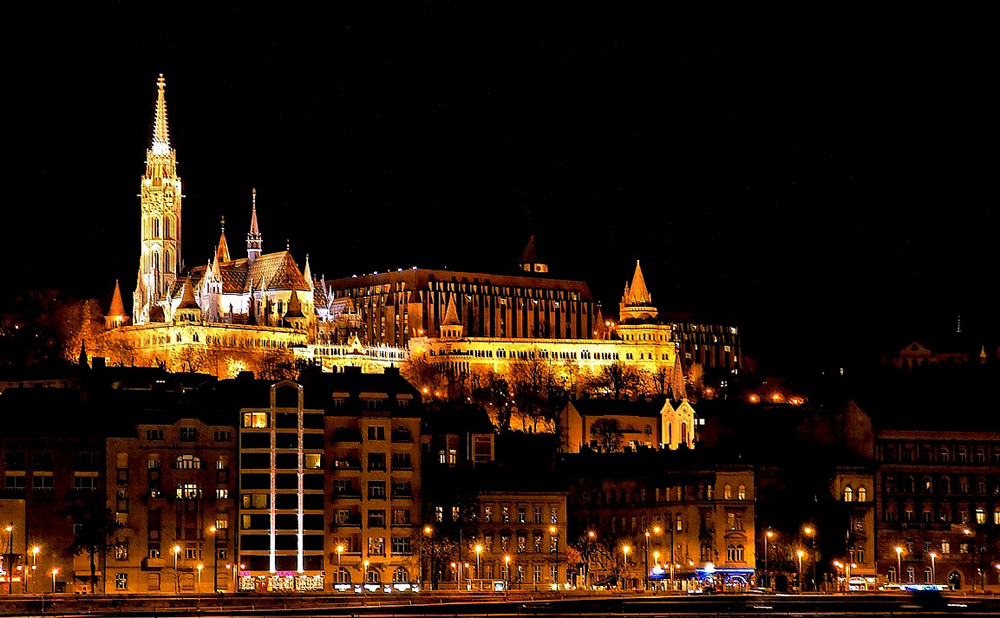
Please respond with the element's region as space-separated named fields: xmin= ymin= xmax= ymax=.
xmin=105 ymin=418 xmax=237 ymax=594
xmin=565 ymin=454 xmax=756 ymax=591
xmin=874 ymin=430 xmax=1000 ymax=590
xmin=238 ymin=381 xmax=327 ymax=592
xmin=325 ymin=369 xmax=422 ymax=591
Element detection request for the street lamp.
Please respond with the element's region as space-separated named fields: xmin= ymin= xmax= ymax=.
xmin=764 ymin=531 xmax=774 ymax=591
xmin=423 ymin=525 xmax=433 ymax=590
xmin=197 ymin=563 xmax=204 ymax=590
xmin=51 ymin=568 xmax=58 ymax=594
xmin=5 ymin=524 xmax=13 ymax=596
xmin=504 ymin=555 xmax=511 ymax=591
xmin=796 ymin=550 xmax=805 ymax=593
xmin=643 ymin=525 xmax=661 ymax=591
xmin=209 ymin=526 xmax=219 ymax=593
xmin=894 ymin=547 xmax=903 ymax=585
xmin=622 ymin=545 xmax=631 ymax=591
xmin=833 ymin=561 xmax=843 ymax=592
xmin=549 ymin=526 xmax=559 ymax=589
xmin=173 ymin=545 xmax=182 ymax=594
xmin=336 ymin=545 xmax=344 ymax=568
xmin=803 ymin=526 xmax=816 ymax=592
xmin=31 ymin=547 xmax=40 ymax=594
xmin=929 ymin=552 xmax=937 ymax=585
xmin=587 ymin=531 xmax=596 ymax=589
xmin=475 ymin=545 xmax=483 ymax=589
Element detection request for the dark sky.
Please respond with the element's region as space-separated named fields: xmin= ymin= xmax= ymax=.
xmin=6 ymin=7 xmax=996 ymax=372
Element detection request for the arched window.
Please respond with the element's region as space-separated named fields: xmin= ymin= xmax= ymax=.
xmin=667 ymin=423 xmax=672 ymax=444
xmin=923 ymin=477 xmax=933 ymax=493
xmin=941 ymin=476 xmax=951 ymax=494
xmin=904 ymin=477 xmax=915 ymax=494
xmin=392 ymin=567 xmax=409 ymax=583
xmin=906 ymin=566 xmax=915 ymax=583
xmin=887 ymin=567 xmax=897 ymax=583
xmin=334 ymin=567 xmax=351 ymax=583
xmin=736 ymin=544 xmax=744 ymax=561
xmin=843 ymin=486 xmax=854 ymax=502
xmin=738 ymin=485 xmax=746 ymax=500
xmin=724 ymin=485 xmax=732 ymax=500
xmin=175 ymin=455 xmax=202 ymax=470
xmin=924 ymin=567 xmax=933 ymax=584
xmin=857 ymin=487 xmax=867 ymax=502
xmin=366 ymin=569 xmax=380 ymax=584
xmin=154 ymin=218 xmax=161 ymax=238
xmin=726 ymin=544 xmax=736 ymax=561
xmin=680 ymin=422 xmax=687 ymax=445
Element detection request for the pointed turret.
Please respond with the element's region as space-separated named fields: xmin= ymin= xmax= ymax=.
xmin=519 ymin=234 xmax=549 ymax=273
xmin=303 ymin=254 xmax=313 ymax=291
xmin=283 ymin=290 xmax=308 ymax=331
xmin=176 ymin=276 xmax=202 ymax=323
xmin=440 ymin=294 xmax=464 ymax=339
xmin=619 ymin=259 xmax=658 ymax=321
xmin=670 ymin=353 xmax=687 ymax=402
xmin=215 ymin=216 xmax=231 ymax=263
xmin=627 ymin=260 xmax=651 ymax=305
xmin=247 ymin=188 xmax=262 ymax=263
xmin=106 ymin=280 xmax=130 ymax=330
xmin=79 ymin=340 xmax=88 ymax=368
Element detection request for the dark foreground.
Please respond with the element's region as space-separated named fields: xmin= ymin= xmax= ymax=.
xmin=3 ymin=592 xmax=998 ymax=617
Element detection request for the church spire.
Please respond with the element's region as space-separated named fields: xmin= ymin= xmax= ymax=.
xmin=619 ymin=259 xmax=658 ymax=321
xmin=215 ymin=216 xmax=231 ymax=263
xmin=151 ymin=74 xmax=170 ymax=153
xmin=247 ymin=188 xmax=262 ymax=263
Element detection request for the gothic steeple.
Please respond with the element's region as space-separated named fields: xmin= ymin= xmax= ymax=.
xmin=247 ymin=188 xmax=262 ymax=263
xmin=134 ymin=74 xmax=182 ymax=325
xmin=215 ymin=216 xmax=231 ymax=263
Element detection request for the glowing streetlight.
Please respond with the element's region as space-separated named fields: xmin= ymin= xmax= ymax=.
xmin=653 ymin=551 xmax=661 ymax=565
xmin=796 ymin=550 xmax=805 ymax=593
xmin=474 ymin=545 xmax=483 ymax=586
xmin=895 ymin=547 xmax=903 ymax=584
xmin=51 ymin=568 xmax=59 ymax=594
xmin=764 ymin=530 xmax=774 ymax=591
xmin=504 ymin=555 xmax=511 ymax=591
xmin=208 ymin=525 xmax=219 ymax=593
xmin=173 ymin=545 xmax=182 ymax=594
xmin=336 ymin=545 xmax=344 ymax=568
xmin=622 ymin=545 xmax=631 ymax=590
xmin=929 ymin=551 xmax=937 ymax=584
xmin=197 ymin=563 xmax=204 ymax=589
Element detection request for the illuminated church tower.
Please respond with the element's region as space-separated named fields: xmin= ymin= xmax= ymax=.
xmin=134 ymin=74 xmax=183 ymax=324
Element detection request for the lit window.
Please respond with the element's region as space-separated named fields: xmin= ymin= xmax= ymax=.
xmin=844 ymin=486 xmax=854 ymax=502
xmin=243 ymin=412 xmax=267 ymax=428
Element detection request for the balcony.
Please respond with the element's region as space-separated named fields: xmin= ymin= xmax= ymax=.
xmin=332 ymin=459 xmax=361 ymax=471
xmin=331 ymin=429 xmax=362 ymax=444
xmin=391 ymin=430 xmax=414 ymax=444
xmin=332 ymin=490 xmax=362 ymax=500
xmin=330 ymin=517 xmax=362 ymax=529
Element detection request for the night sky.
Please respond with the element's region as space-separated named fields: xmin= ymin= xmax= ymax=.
xmin=6 ymin=7 xmax=996 ymax=373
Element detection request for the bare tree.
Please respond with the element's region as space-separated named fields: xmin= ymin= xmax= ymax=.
xmin=649 ymin=365 xmax=670 ymax=396
xmin=175 ymin=345 xmax=209 ymax=373
xmin=402 ymin=353 xmax=447 ymax=399
xmin=590 ymin=418 xmax=623 ymax=453
xmin=588 ymin=362 xmax=642 ymax=400
xmin=472 ymin=369 xmax=513 ymax=431
xmin=258 ymin=349 xmax=297 ymax=381
xmin=105 ymin=335 xmax=138 ymax=367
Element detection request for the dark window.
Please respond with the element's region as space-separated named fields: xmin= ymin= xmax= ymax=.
xmin=179 ymin=427 xmax=197 ymax=442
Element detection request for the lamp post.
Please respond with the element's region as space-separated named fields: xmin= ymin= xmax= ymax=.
xmin=796 ymin=550 xmax=805 ymax=594
xmin=209 ymin=526 xmax=219 ymax=593
xmin=31 ymin=547 xmax=40 ymax=594
xmin=622 ymin=545 xmax=630 ymax=591
xmin=764 ymin=531 xmax=774 ymax=591
xmin=549 ymin=525 xmax=559 ymax=590
xmin=833 ymin=561 xmax=843 ymax=592
xmin=803 ymin=526 xmax=816 ymax=592
xmin=5 ymin=524 xmax=13 ymax=595
xmin=423 ymin=525 xmax=433 ymax=590
xmin=197 ymin=563 xmax=204 ymax=591
xmin=587 ymin=531 xmax=596 ymax=589
xmin=336 ymin=545 xmax=344 ymax=569
xmin=929 ymin=552 xmax=937 ymax=585
xmin=51 ymin=568 xmax=58 ymax=594
xmin=173 ymin=545 xmax=182 ymax=594
xmin=896 ymin=545 xmax=907 ymax=584
xmin=643 ymin=525 xmax=660 ymax=591
xmin=475 ymin=545 xmax=483 ymax=590
xmin=504 ymin=555 xmax=511 ymax=591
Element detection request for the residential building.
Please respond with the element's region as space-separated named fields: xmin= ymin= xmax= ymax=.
xmin=105 ymin=417 xmax=237 ymax=594
xmin=875 ymin=430 xmax=1000 ymax=590
xmin=323 ymin=367 xmax=423 ymax=591
xmin=237 ymin=381 xmax=327 ymax=592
